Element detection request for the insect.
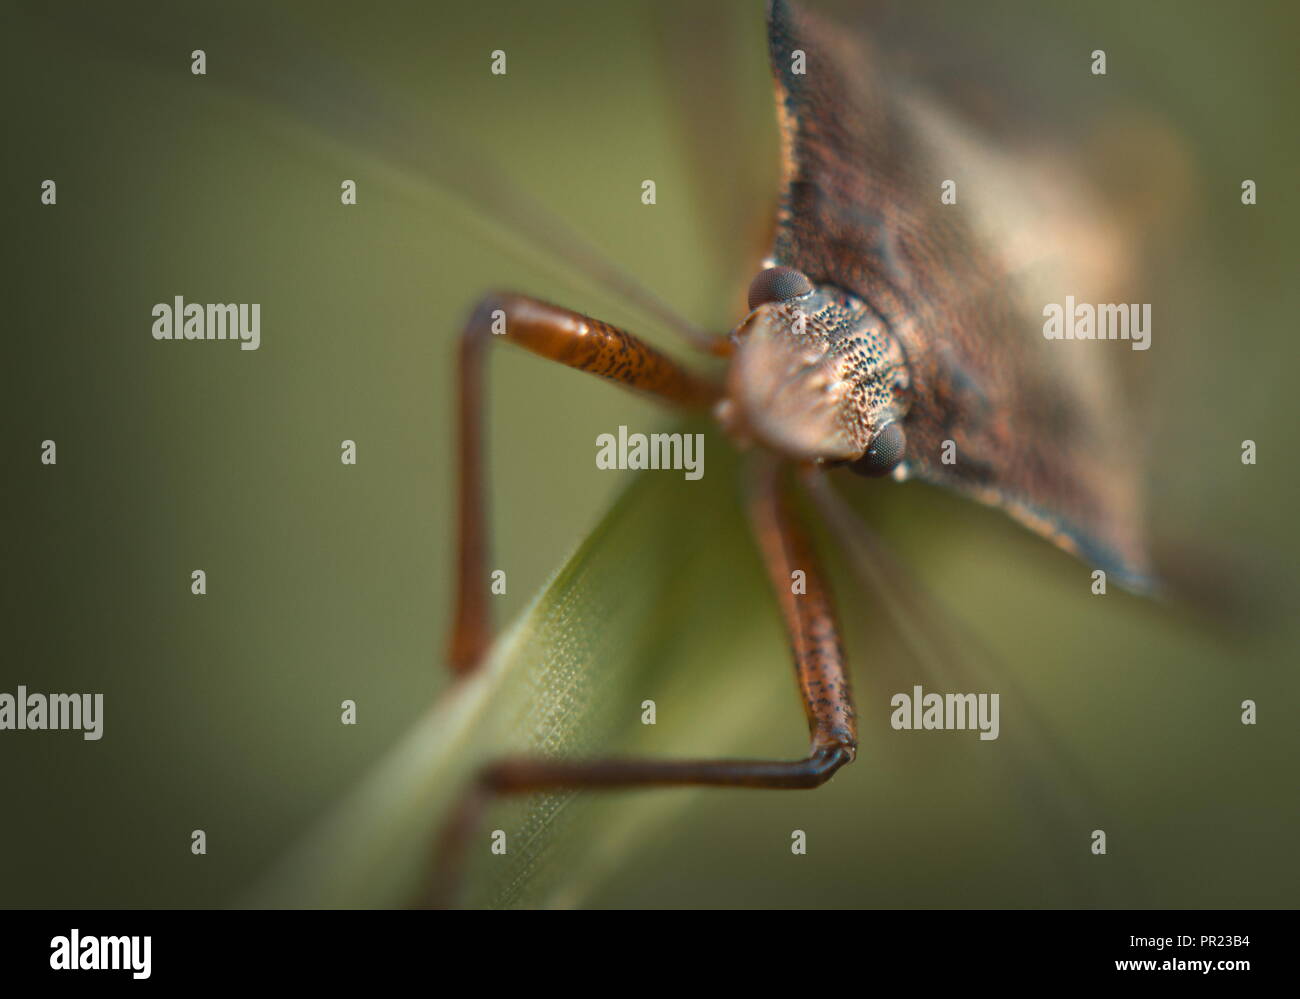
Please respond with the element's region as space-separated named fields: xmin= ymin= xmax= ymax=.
xmin=433 ymin=0 xmax=1153 ymax=901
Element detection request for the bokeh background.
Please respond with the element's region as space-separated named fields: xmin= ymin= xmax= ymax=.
xmin=3 ymin=0 xmax=1296 ymax=908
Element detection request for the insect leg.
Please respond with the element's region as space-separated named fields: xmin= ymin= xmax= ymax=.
xmin=429 ymin=456 xmax=856 ymax=905
xmin=448 ymin=292 xmax=720 ymax=676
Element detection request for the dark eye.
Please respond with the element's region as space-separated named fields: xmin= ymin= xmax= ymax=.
xmin=851 ymin=422 xmax=906 ymax=477
xmin=747 ymin=266 xmax=814 ymax=310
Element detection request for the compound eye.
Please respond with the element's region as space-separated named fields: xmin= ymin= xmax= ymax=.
xmin=851 ymin=422 xmax=906 ymax=477
xmin=747 ymin=266 xmax=814 ymax=310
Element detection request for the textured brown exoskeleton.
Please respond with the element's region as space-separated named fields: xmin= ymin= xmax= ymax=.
xmin=434 ymin=0 xmax=1152 ymax=902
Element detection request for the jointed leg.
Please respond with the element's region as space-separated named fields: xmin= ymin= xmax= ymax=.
xmin=746 ymin=458 xmax=857 ymax=757
xmin=428 ymin=458 xmax=857 ymax=905
xmin=448 ymin=292 xmax=720 ymax=676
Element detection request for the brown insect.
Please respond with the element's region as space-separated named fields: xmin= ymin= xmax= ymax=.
xmin=434 ymin=0 xmax=1152 ymax=900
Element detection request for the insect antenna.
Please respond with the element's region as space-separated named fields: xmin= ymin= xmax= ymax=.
xmin=31 ymin=3 xmax=715 ymax=353
xmin=653 ymin=1 xmax=779 ymax=318
xmin=802 ymin=468 xmax=1147 ymax=905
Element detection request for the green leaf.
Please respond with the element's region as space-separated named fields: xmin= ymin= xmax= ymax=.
xmin=251 ymin=427 xmax=799 ymax=908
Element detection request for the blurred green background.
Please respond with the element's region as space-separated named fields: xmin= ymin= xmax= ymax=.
xmin=3 ymin=0 xmax=1296 ymax=908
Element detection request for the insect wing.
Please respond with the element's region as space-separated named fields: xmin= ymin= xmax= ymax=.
xmin=766 ymin=0 xmax=1153 ymax=589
